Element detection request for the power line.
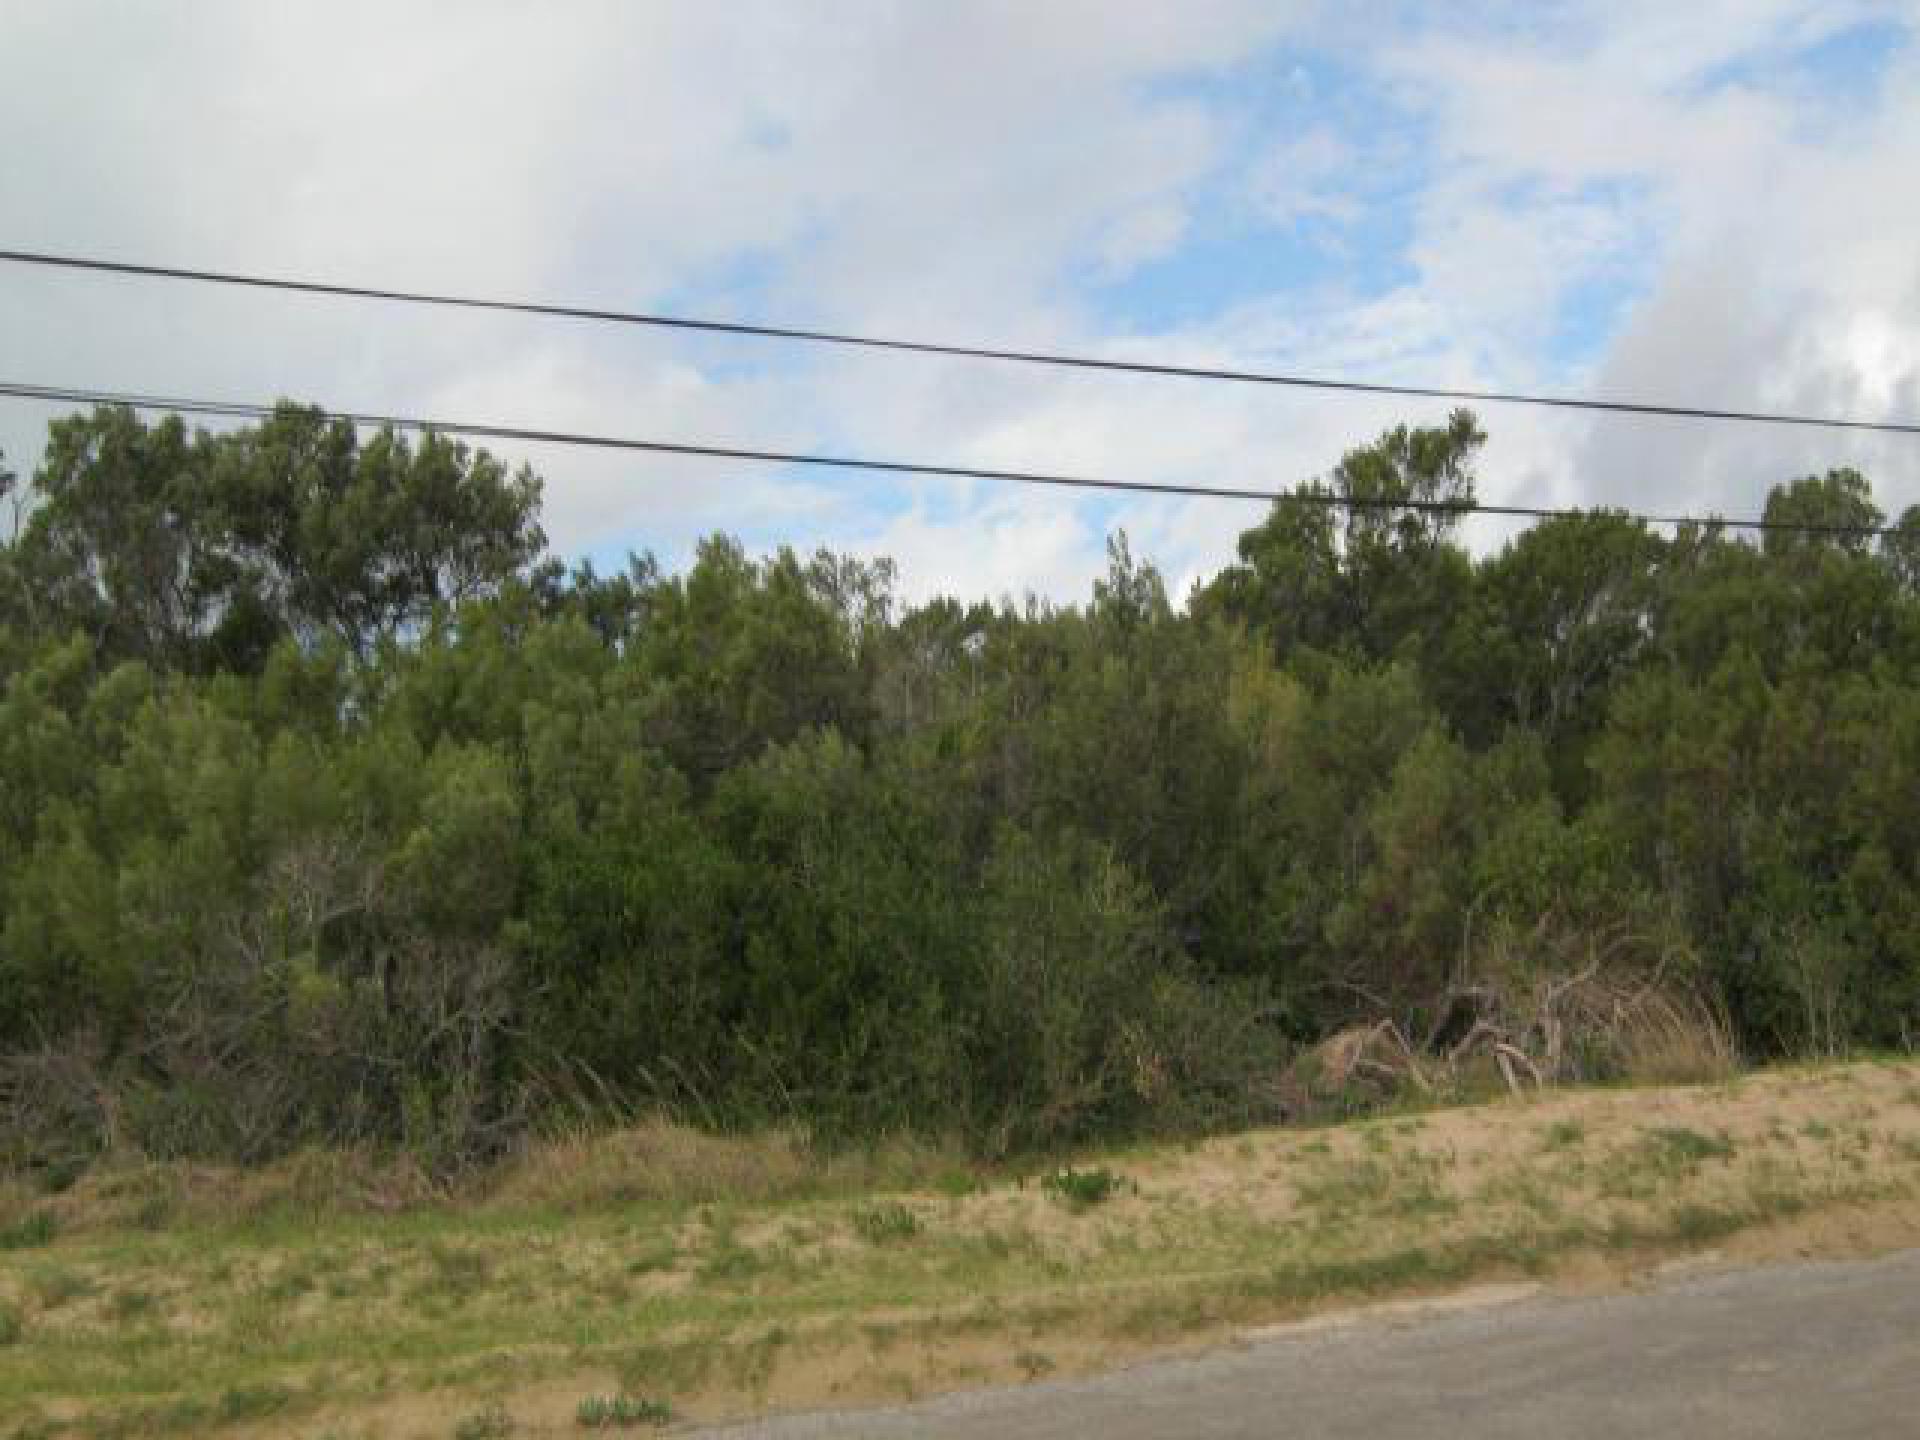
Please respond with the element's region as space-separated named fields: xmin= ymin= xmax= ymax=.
xmin=4 ymin=247 xmax=1918 ymax=439
xmin=0 ymin=378 xmax=1903 ymax=539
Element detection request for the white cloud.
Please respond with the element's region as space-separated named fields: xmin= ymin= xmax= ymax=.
xmin=1249 ymin=129 xmax=1358 ymax=228
xmin=2 ymin=1 xmax=1917 ymax=609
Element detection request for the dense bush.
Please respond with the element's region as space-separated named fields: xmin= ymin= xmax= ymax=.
xmin=3 ymin=404 xmax=1920 ymax=1174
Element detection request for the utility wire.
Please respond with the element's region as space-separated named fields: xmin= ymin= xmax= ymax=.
xmin=3 ymin=247 xmax=1918 ymax=438
xmin=0 ymin=379 xmax=1903 ymax=539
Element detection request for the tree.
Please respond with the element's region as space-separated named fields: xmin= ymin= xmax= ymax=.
xmin=12 ymin=404 xmax=545 ymax=671
xmin=1201 ymin=409 xmax=1483 ymax=668
xmin=1442 ymin=511 xmax=1664 ymax=797
xmin=632 ymin=538 xmax=881 ymax=781
xmin=1885 ymin=506 xmax=1920 ymax=596
xmin=1762 ymin=469 xmax=1881 ymax=562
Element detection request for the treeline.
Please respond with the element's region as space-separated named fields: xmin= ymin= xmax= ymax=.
xmin=3 ymin=404 xmax=1919 ymax=1175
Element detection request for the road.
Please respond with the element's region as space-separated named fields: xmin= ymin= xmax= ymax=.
xmin=699 ymin=1250 xmax=1920 ymax=1438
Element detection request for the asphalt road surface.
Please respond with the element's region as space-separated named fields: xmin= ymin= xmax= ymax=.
xmin=700 ymin=1250 xmax=1920 ymax=1438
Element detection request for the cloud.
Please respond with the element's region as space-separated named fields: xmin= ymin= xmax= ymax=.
xmin=2 ymin=2 xmax=1917 ymax=610
xmin=1249 ymin=129 xmax=1359 ymax=229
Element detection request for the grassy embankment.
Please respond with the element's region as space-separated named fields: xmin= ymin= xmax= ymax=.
xmin=4 ymin=1060 xmax=1920 ymax=1439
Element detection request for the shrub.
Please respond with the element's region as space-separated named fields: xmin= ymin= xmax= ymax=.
xmin=1041 ymin=1166 xmax=1122 ymax=1212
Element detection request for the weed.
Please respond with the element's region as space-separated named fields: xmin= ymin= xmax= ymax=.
xmin=1542 ymin=1119 xmax=1585 ymax=1150
xmin=590 ymin=1272 xmax=635 ymax=1307
xmin=413 ymin=1242 xmax=493 ymax=1305
xmin=0 ymin=1299 xmax=22 ymax=1346
xmin=1014 ymin=1349 xmax=1055 ymax=1380
xmin=1666 ymin=1202 xmax=1746 ymax=1244
xmin=27 ymin=1265 xmax=95 ymax=1309
xmin=1646 ymin=1127 xmax=1735 ymax=1164
xmin=727 ymin=1324 xmax=792 ymax=1393
xmin=218 ymin=1382 xmax=295 ymax=1422
xmin=697 ymin=1235 xmax=767 ymax=1283
xmin=1041 ymin=1166 xmax=1122 ymax=1212
xmin=1745 ymin=1162 xmax=1811 ymax=1220
xmin=933 ymin=1169 xmax=979 ymax=1198
xmin=1295 ymin=1154 xmax=1456 ymax=1220
xmin=1595 ymin=1127 xmax=1736 ymax=1200
xmin=107 ymin=1287 xmax=160 ymax=1326
xmin=575 ymin=1393 xmax=673 ymax=1428
xmin=452 ymin=1402 xmax=516 ymax=1439
xmin=619 ymin=1338 xmax=718 ymax=1395
xmin=1248 ymin=1236 xmax=1507 ymax=1303
xmin=851 ymin=1202 xmax=922 ymax=1244
xmin=624 ymin=1242 xmax=679 ymax=1275
xmin=0 ymin=1210 xmax=58 ymax=1250
xmin=262 ymin=1265 xmax=317 ymax=1303
xmin=1477 ymin=1168 xmax=1564 ymax=1219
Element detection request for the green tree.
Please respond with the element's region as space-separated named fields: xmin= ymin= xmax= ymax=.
xmin=11 ymin=405 xmax=544 ymax=672
xmin=1202 ymin=409 xmax=1483 ymax=669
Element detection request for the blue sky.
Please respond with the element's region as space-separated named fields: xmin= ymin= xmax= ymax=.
xmin=2 ymin=2 xmax=1918 ymax=604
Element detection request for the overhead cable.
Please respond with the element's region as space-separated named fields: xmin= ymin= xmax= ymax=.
xmin=3 ymin=248 xmax=1917 ymax=437
xmin=0 ymin=379 xmax=1902 ymax=539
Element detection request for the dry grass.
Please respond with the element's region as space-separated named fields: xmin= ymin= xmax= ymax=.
xmin=1 ymin=1119 xmax=973 ymax=1242
xmin=2 ymin=1060 xmax=1918 ymax=1439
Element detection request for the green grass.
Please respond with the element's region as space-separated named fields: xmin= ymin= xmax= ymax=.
xmin=850 ymin=1202 xmax=922 ymax=1244
xmin=1541 ymin=1119 xmax=1585 ymax=1150
xmin=452 ymin=1402 xmax=516 ymax=1439
xmin=696 ymin=1233 xmax=769 ymax=1284
xmin=1040 ymin=1166 xmax=1123 ymax=1212
xmin=1294 ymin=1151 xmax=1458 ymax=1221
xmin=217 ymin=1382 xmax=296 ymax=1423
xmin=25 ymin=1265 xmax=96 ymax=1309
xmin=1014 ymin=1349 xmax=1055 ymax=1379
xmin=576 ymin=1392 xmax=674 ymax=1428
xmin=1644 ymin=1126 xmax=1736 ymax=1166
xmin=0 ymin=1211 xmax=59 ymax=1250
xmin=104 ymin=1287 xmax=160 ymax=1327
xmin=1594 ymin=1126 xmax=1739 ymax=1200
xmin=2 ymin=1061 xmax=1912 ymax=1437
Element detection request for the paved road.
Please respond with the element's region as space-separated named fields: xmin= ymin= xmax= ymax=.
xmin=700 ymin=1250 xmax=1920 ymax=1438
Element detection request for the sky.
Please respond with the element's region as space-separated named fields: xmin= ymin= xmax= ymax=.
xmin=2 ymin=1 xmax=1918 ymax=606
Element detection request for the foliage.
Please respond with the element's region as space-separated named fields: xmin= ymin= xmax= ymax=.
xmin=4 ymin=403 xmax=1920 ymax=1176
